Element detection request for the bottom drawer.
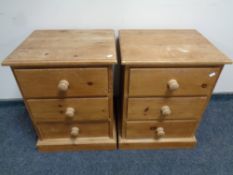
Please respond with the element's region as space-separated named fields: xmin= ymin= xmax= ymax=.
xmin=126 ymin=120 xmax=197 ymax=139
xmin=38 ymin=122 xmax=109 ymax=139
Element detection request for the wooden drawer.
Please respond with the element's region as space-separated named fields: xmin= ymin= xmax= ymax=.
xmin=27 ymin=98 xmax=109 ymax=122
xmin=126 ymin=120 xmax=197 ymax=139
xmin=129 ymin=67 xmax=221 ymax=96
xmin=127 ymin=97 xmax=207 ymax=120
xmin=14 ymin=68 xmax=108 ymax=98
xmin=38 ymin=122 xmax=109 ymax=139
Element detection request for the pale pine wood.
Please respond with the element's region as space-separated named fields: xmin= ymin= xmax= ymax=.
xmin=193 ymin=66 xmax=223 ymax=130
xmin=2 ymin=30 xmax=117 ymax=67
xmin=107 ymin=66 xmax=115 ymax=138
xmin=127 ymin=97 xmax=207 ymax=120
xmin=119 ymin=30 xmax=230 ymax=150
xmin=15 ymin=65 xmax=117 ymax=151
xmin=38 ymin=122 xmax=109 ymax=139
xmin=3 ymin=30 xmax=117 ymax=151
xmin=119 ymin=30 xmax=232 ymax=65
xmin=119 ymin=136 xmax=196 ymax=150
xmin=121 ymin=66 xmax=130 ymax=138
xmin=14 ymin=68 xmax=108 ymax=98
xmin=129 ymin=67 xmax=221 ymax=96
xmin=37 ymin=137 xmax=117 ymax=152
xmin=119 ymin=65 xmax=223 ymax=149
xmin=126 ymin=120 xmax=198 ymax=139
xmin=11 ymin=68 xmax=42 ymax=138
xmin=27 ymin=98 xmax=109 ymax=122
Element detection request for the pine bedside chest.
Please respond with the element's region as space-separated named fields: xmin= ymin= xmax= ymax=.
xmin=2 ymin=30 xmax=117 ymax=151
xmin=119 ymin=30 xmax=232 ymax=149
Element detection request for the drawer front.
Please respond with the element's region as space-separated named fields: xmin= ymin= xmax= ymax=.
xmin=129 ymin=67 xmax=220 ymax=96
xmin=38 ymin=122 xmax=109 ymax=139
xmin=14 ymin=68 xmax=108 ymax=98
xmin=126 ymin=120 xmax=197 ymax=139
xmin=27 ymin=98 xmax=109 ymax=122
xmin=128 ymin=97 xmax=207 ymax=120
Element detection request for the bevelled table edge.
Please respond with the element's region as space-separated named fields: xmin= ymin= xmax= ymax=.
xmin=1 ymin=59 xmax=118 ymax=67
xmin=120 ymin=60 xmax=232 ymax=66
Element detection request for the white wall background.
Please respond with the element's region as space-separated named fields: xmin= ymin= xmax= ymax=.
xmin=0 ymin=0 xmax=232 ymax=99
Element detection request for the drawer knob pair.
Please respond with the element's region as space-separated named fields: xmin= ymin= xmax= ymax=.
xmin=156 ymin=127 xmax=165 ymax=137
xmin=161 ymin=105 xmax=172 ymax=116
xmin=167 ymin=79 xmax=179 ymax=91
xmin=70 ymin=127 xmax=79 ymax=137
xmin=58 ymin=79 xmax=69 ymax=91
xmin=65 ymin=107 xmax=75 ymax=118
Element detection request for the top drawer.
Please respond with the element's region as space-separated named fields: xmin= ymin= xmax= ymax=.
xmin=14 ymin=68 xmax=108 ymax=98
xmin=129 ymin=67 xmax=221 ymax=97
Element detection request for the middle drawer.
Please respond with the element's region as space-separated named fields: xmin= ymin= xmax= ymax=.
xmin=127 ymin=97 xmax=207 ymax=120
xmin=27 ymin=98 xmax=109 ymax=122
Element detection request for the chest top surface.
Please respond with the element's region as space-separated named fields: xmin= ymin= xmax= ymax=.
xmin=119 ymin=29 xmax=232 ymax=66
xmin=2 ymin=30 xmax=117 ymax=67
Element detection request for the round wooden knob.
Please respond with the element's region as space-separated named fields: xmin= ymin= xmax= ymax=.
xmin=160 ymin=105 xmax=171 ymax=116
xmin=167 ymin=79 xmax=179 ymax=91
xmin=70 ymin=127 xmax=79 ymax=137
xmin=58 ymin=80 xmax=69 ymax=91
xmin=65 ymin=107 xmax=75 ymax=118
xmin=156 ymin=127 xmax=165 ymax=137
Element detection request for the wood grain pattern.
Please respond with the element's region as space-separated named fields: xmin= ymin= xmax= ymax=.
xmin=119 ymin=136 xmax=196 ymax=149
xmin=121 ymin=66 xmax=130 ymax=138
xmin=11 ymin=68 xmax=42 ymax=138
xmin=107 ymin=66 xmax=115 ymax=138
xmin=126 ymin=120 xmax=198 ymax=139
xmin=2 ymin=30 xmax=117 ymax=67
xmin=27 ymin=98 xmax=109 ymax=122
xmin=127 ymin=97 xmax=207 ymax=120
xmin=14 ymin=68 xmax=108 ymax=98
xmin=3 ymin=30 xmax=117 ymax=151
xmin=37 ymin=137 xmax=117 ymax=152
xmin=13 ymin=66 xmax=117 ymax=151
xmin=119 ymin=30 xmax=232 ymax=65
xmin=118 ymin=30 xmax=230 ymax=150
xmin=38 ymin=122 xmax=109 ymax=139
xmin=129 ymin=67 xmax=221 ymax=96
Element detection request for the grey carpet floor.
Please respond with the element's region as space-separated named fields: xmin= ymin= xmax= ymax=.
xmin=0 ymin=94 xmax=233 ymax=175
